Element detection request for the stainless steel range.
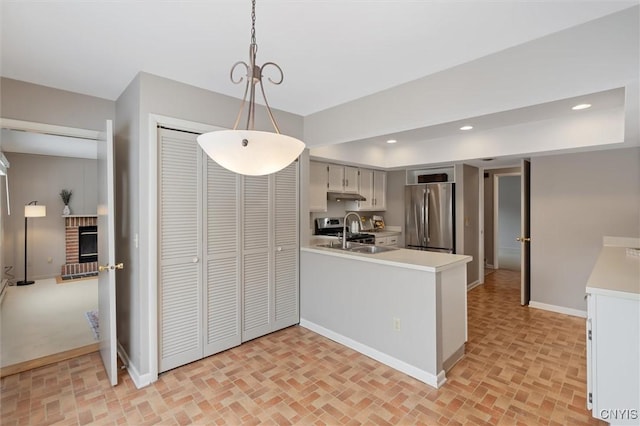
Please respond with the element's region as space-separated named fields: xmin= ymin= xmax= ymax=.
xmin=314 ymin=217 xmax=375 ymax=244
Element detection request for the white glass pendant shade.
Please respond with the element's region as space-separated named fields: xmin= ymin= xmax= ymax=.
xmin=197 ymin=130 xmax=304 ymax=176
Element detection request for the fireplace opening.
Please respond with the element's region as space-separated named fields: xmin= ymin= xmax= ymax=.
xmin=79 ymin=226 xmax=98 ymax=263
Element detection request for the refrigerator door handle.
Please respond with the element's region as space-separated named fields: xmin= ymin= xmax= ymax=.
xmin=414 ymin=201 xmax=421 ymax=246
xmin=425 ymin=188 xmax=430 ymax=243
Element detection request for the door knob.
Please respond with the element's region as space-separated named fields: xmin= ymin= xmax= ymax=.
xmin=516 ymin=237 xmax=531 ymax=242
xmin=98 ymin=264 xmax=109 ymax=272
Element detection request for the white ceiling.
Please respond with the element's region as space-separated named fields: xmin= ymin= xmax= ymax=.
xmin=1 ymin=0 xmax=637 ymax=116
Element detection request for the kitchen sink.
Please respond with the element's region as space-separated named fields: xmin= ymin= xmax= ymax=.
xmin=349 ymin=245 xmax=398 ymax=254
xmin=317 ymin=241 xmax=358 ymax=250
xmin=316 ymin=241 xmax=398 ymax=254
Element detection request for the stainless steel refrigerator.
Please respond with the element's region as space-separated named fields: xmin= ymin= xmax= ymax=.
xmin=405 ymin=183 xmax=455 ymax=253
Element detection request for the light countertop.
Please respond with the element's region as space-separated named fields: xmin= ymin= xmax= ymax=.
xmin=302 ymin=245 xmax=471 ymax=273
xmin=586 ymin=245 xmax=640 ymax=298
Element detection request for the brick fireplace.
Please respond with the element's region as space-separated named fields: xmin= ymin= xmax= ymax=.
xmin=62 ymin=215 xmax=98 ymax=279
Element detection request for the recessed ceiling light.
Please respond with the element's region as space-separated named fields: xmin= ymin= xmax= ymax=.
xmin=572 ymin=103 xmax=592 ymax=110
xmin=460 ymin=125 xmax=473 ymax=131
xmin=386 ymin=139 xmax=397 ymax=144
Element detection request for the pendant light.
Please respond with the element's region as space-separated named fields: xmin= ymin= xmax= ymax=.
xmin=197 ymin=0 xmax=305 ymax=176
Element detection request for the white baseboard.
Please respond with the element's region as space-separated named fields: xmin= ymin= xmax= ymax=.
xmin=117 ymin=342 xmax=156 ymax=389
xmin=529 ymin=301 xmax=587 ymax=318
xmin=467 ymin=280 xmax=482 ymax=291
xmin=485 ymin=264 xmax=495 ymax=269
xmin=300 ymin=319 xmax=445 ymax=388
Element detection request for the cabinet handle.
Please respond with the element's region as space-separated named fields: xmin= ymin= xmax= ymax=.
xmin=277 ymin=246 xmax=283 ymax=252
xmin=192 ymin=257 xmax=199 ymax=263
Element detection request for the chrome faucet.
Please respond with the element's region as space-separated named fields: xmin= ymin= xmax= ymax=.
xmin=343 ymin=211 xmax=362 ymax=249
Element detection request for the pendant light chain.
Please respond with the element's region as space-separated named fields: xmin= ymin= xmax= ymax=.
xmin=251 ymin=0 xmax=257 ymax=47
xmin=196 ymin=0 xmax=305 ymax=176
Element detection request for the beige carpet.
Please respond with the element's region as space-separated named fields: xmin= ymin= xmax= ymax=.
xmin=0 ymin=277 xmax=97 ymax=367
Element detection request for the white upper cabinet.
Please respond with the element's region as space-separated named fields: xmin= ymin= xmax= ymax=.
xmin=309 ymin=161 xmax=328 ymax=212
xmin=372 ymin=170 xmax=387 ymax=210
xmin=311 ymin=161 xmax=387 ymax=211
xmin=328 ymin=164 xmax=359 ymax=193
xmin=350 ymin=169 xmax=387 ymax=211
xmin=358 ymin=169 xmax=374 ymax=210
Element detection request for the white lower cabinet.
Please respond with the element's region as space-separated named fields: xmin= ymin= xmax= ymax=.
xmin=586 ymin=292 xmax=640 ymax=424
xmin=158 ymin=128 xmax=299 ymax=373
xmin=586 ymin=242 xmax=640 ymax=425
xmin=375 ymin=235 xmax=398 ymax=247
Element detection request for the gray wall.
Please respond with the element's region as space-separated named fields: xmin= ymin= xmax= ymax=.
xmin=115 ymin=72 xmax=305 ymax=380
xmin=384 ymin=170 xmax=406 ymax=245
xmin=0 ymin=77 xmax=113 ymax=289
xmin=1 ymin=77 xmax=115 ymax=130
xmin=531 ymin=147 xmax=640 ymax=312
xmin=462 ymin=164 xmax=480 ymax=285
xmin=2 ymin=153 xmax=98 ymax=281
xmin=483 ymin=167 xmax=520 ymax=267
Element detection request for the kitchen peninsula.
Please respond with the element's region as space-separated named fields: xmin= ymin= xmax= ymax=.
xmin=300 ymin=245 xmax=471 ymax=388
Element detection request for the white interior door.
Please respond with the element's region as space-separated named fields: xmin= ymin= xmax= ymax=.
xmin=97 ymin=119 xmax=118 ymax=386
xmin=519 ymin=159 xmax=531 ymax=306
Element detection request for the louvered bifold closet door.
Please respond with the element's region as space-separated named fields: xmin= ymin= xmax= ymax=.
xmin=203 ymin=159 xmax=241 ymax=356
xmin=158 ymin=128 xmax=203 ymax=373
xmin=242 ymin=175 xmax=271 ymax=342
xmin=273 ymin=162 xmax=299 ymax=330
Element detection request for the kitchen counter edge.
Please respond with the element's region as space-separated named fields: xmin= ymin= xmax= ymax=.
xmin=301 ymin=245 xmax=471 ymax=273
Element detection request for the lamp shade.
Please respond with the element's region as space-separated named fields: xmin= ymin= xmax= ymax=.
xmin=197 ymin=130 xmax=305 ymax=176
xmin=25 ymin=204 xmax=46 ymax=217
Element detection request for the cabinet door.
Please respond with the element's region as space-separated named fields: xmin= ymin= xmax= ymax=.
xmin=358 ymin=169 xmax=374 ymax=210
xmin=274 ymin=162 xmax=299 ymax=330
xmin=590 ymin=294 xmax=640 ymax=422
xmin=375 ymin=236 xmax=388 ymax=246
xmin=242 ymin=175 xmax=271 ymax=342
xmin=203 ymin=159 xmax=241 ymax=357
xmin=344 ymin=166 xmax=359 ymax=193
xmin=373 ymin=171 xmax=387 ymax=210
xmin=158 ymin=128 xmax=202 ymax=373
xmin=309 ymin=161 xmax=328 ymax=212
xmin=327 ymin=164 xmax=344 ymax=192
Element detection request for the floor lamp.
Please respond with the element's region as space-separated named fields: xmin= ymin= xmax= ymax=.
xmin=17 ymin=201 xmax=46 ymax=286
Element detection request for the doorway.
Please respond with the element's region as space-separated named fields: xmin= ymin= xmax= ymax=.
xmin=0 ymin=122 xmax=100 ymax=375
xmin=483 ymin=161 xmax=531 ymax=306
xmin=494 ymin=173 xmax=522 ymax=272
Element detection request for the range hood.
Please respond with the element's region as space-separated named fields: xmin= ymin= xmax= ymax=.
xmin=327 ymin=191 xmax=366 ymax=202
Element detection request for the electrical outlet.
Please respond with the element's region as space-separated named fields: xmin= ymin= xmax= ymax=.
xmin=393 ymin=317 xmax=401 ymax=331
xmin=47 ymin=257 xmax=53 ymax=264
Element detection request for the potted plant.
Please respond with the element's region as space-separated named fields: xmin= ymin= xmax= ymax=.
xmin=60 ymin=189 xmax=72 ymax=215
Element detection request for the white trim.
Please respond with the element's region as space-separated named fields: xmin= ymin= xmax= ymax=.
xmin=118 ymin=342 xmax=155 ymax=389
xmin=603 ymin=236 xmax=640 ymax=248
xmin=485 ymin=264 xmax=495 ymax=269
xmin=146 ymin=114 xmax=225 ymax=384
xmin=0 ymin=118 xmax=100 ymax=140
xmin=529 ymin=301 xmax=587 ymax=318
xmin=478 ymin=166 xmax=485 ymax=284
xmin=467 ymin=280 xmax=483 ymax=291
xmin=300 ymin=318 xmax=445 ymax=388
